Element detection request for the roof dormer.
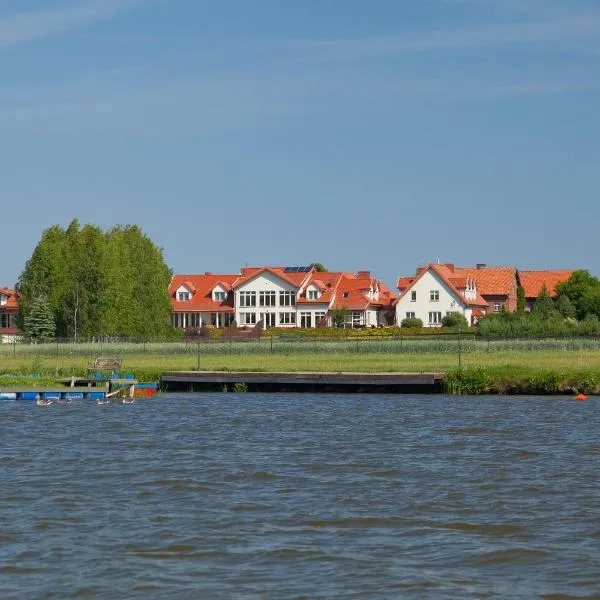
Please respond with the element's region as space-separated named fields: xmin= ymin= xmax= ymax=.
xmin=306 ymin=283 xmax=322 ymax=301
xmin=212 ymin=282 xmax=229 ymax=302
xmin=175 ymin=284 xmax=194 ymax=302
xmin=0 ymin=293 xmax=6 ymax=306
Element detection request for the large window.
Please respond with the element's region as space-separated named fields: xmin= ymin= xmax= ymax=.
xmin=177 ymin=291 xmax=191 ymax=301
xmin=350 ymin=311 xmax=364 ymax=326
xmin=300 ymin=312 xmax=312 ymax=328
xmin=428 ymin=311 xmax=442 ymax=325
xmin=260 ymin=313 xmax=276 ymax=328
xmin=314 ymin=312 xmax=326 ymax=326
xmin=241 ymin=312 xmax=257 ymax=325
xmin=430 ymin=290 xmax=439 ymax=302
xmin=259 ymin=291 xmax=276 ymax=307
xmin=239 ymin=291 xmax=256 ymax=307
xmin=405 ymin=312 xmax=415 ymax=319
xmin=279 ymin=312 xmax=296 ymax=325
xmin=279 ymin=291 xmax=296 ymax=306
xmin=0 ymin=313 xmax=12 ymax=328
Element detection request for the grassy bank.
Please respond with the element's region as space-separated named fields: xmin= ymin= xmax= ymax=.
xmin=1 ymin=342 xmax=599 ymax=394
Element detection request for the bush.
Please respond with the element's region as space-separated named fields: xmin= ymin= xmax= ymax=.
xmin=445 ymin=368 xmax=489 ymax=395
xmin=401 ymin=317 xmax=423 ymax=328
xmin=441 ymin=312 xmax=469 ymax=329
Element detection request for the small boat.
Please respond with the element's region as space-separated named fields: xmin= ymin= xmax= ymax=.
xmin=122 ymin=397 xmax=135 ymax=404
xmin=96 ymin=398 xmax=111 ymax=405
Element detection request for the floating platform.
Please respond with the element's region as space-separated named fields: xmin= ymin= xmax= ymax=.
xmin=0 ymin=387 xmax=107 ymax=401
xmin=160 ymin=371 xmax=446 ymax=394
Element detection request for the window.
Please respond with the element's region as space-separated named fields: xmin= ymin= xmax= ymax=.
xmin=308 ymin=289 xmax=320 ymax=300
xmin=214 ymin=291 xmax=226 ymax=302
xmin=279 ymin=312 xmax=296 ymax=325
xmin=259 ymin=291 xmax=276 ymax=306
xmin=342 ymin=292 xmax=349 ymax=299
xmin=279 ymin=291 xmax=296 ymax=306
xmin=406 ymin=312 xmax=415 ymax=319
xmin=189 ymin=313 xmax=201 ymax=327
xmin=177 ymin=291 xmax=191 ymax=301
xmin=260 ymin=313 xmax=276 ymax=328
xmin=241 ymin=312 xmax=256 ymax=325
xmin=314 ymin=312 xmax=326 ymax=326
xmin=0 ymin=294 xmax=6 ymax=306
xmin=430 ymin=290 xmax=439 ymax=302
xmin=493 ymin=303 xmax=501 ymax=312
xmin=239 ymin=291 xmax=256 ymax=307
xmin=1 ymin=314 xmax=11 ymax=328
xmin=350 ymin=311 xmax=363 ymax=326
xmin=428 ymin=311 xmax=442 ymax=325
xmin=411 ymin=291 xmax=417 ymax=302
xmin=300 ymin=312 xmax=312 ymax=328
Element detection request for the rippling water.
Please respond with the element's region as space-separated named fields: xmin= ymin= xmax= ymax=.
xmin=2 ymin=394 xmax=600 ymax=599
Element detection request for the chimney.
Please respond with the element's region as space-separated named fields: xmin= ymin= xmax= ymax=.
xmin=476 ymin=263 xmax=487 ymax=270
xmin=204 ymin=272 xmax=212 ymax=276
xmin=357 ymin=270 xmax=371 ymax=279
xmin=416 ymin=267 xmax=425 ymax=275
xmin=446 ymin=263 xmax=455 ymax=272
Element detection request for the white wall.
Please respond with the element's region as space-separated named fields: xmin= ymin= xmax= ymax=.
xmin=235 ymin=272 xmax=299 ymax=327
xmin=395 ymin=269 xmax=471 ymax=327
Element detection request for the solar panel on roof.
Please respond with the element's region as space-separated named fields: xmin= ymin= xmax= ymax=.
xmin=284 ymin=266 xmax=312 ymax=273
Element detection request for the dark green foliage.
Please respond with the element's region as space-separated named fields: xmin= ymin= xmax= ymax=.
xmin=309 ymin=263 xmax=327 ymax=272
xmin=331 ymin=308 xmax=348 ymax=328
xmin=23 ymin=296 xmax=55 ymax=341
xmin=517 ymin=286 xmax=526 ymax=312
xmin=445 ymin=368 xmax=489 ymax=395
xmin=528 ymin=372 xmax=560 ymax=394
xmin=555 ymin=294 xmax=576 ymax=319
xmin=532 ymin=285 xmax=558 ymax=320
xmin=401 ymin=317 xmax=423 ymax=328
xmin=556 ymin=270 xmax=600 ymax=320
xmin=441 ymin=311 xmax=469 ymax=329
xmin=18 ymin=220 xmax=172 ymax=338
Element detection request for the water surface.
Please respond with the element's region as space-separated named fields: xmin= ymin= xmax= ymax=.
xmin=1 ymin=394 xmax=599 ymax=599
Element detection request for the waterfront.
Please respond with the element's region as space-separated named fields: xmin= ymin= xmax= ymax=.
xmin=2 ymin=394 xmax=599 ymax=598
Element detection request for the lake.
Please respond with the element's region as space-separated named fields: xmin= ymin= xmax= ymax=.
xmin=1 ymin=394 xmax=599 ymax=599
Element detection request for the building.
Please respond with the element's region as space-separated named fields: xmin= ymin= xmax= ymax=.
xmin=518 ymin=270 xmax=574 ymax=311
xmin=170 ymin=273 xmax=239 ymax=329
xmin=451 ymin=265 xmax=518 ymax=313
xmin=170 ymin=266 xmax=396 ymax=330
xmin=0 ymin=287 xmax=19 ymax=343
xmin=395 ymin=263 xmax=489 ymax=327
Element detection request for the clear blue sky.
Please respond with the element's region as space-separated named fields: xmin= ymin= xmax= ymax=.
xmin=2 ymin=0 xmax=599 ymax=290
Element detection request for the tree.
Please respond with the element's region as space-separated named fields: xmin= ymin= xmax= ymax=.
xmin=309 ymin=263 xmax=327 ymax=272
xmin=532 ymin=285 xmax=558 ymax=320
xmin=23 ymin=296 xmax=55 ymax=341
xmin=556 ymin=270 xmax=600 ymax=320
xmin=331 ymin=308 xmax=348 ymax=328
xmin=517 ymin=286 xmax=526 ymax=312
xmin=401 ymin=317 xmax=423 ymax=328
xmin=18 ymin=220 xmax=173 ymax=338
xmin=441 ymin=311 xmax=469 ymax=328
xmin=555 ymin=294 xmax=576 ymax=319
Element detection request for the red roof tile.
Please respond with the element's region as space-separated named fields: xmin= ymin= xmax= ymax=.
xmin=170 ymin=274 xmax=239 ymax=312
xmin=0 ymin=288 xmax=19 ymax=310
xmin=454 ymin=266 xmax=517 ymax=296
xmin=519 ymin=270 xmax=574 ymax=298
xmin=233 ymin=267 xmax=313 ymax=290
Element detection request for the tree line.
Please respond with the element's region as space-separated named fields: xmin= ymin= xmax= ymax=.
xmin=18 ymin=219 xmax=173 ymax=340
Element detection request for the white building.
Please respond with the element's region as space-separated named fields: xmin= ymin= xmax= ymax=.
xmin=395 ymin=263 xmax=488 ymax=327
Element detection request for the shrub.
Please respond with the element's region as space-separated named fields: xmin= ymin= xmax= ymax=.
xmin=445 ymin=368 xmax=489 ymax=395
xmin=441 ymin=312 xmax=469 ymax=329
xmin=401 ymin=317 xmax=423 ymax=328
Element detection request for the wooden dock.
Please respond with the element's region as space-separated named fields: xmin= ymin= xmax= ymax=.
xmin=160 ymin=371 xmax=446 ymax=394
xmin=0 ymin=387 xmax=107 ymax=401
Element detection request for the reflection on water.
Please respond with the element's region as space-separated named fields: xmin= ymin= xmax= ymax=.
xmin=1 ymin=394 xmax=599 ymax=599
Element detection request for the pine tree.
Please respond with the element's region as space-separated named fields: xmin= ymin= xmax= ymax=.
xmin=23 ymin=296 xmax=56 ymax=341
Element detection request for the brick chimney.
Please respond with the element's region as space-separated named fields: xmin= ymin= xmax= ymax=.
xmin=357 ymin=270 xmax=371 ymax=279
xmin=476 ymin=263 xmax=487 ymax=270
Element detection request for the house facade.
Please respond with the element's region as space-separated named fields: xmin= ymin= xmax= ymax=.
xmin=518 ymin=270 xmax=574 ymax=311
xmin=452 ymin=265 xmax=518 ymax=313
xmin=395 ymin=264 xmax=488 ymax=327
xmin=170 ymin=266 xmax=396 ymax=330
xmin=0 ymin=287 xmax=19 ymax=343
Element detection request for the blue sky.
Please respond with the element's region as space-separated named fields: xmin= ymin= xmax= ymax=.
xmin=2 ymin=0 xmax=599 ymax=289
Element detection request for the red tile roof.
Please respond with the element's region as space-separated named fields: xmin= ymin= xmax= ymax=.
xmin=454 ymin=267 xmax=517 ymax=296
xmin=170 ymin=274 xmax=239 ymax=312
xmin=0 ymin=288 xmax=19 ymax=310
xmin=519 ymin=270 xmax=574 ymax=298
xmin=233 ymin=267 xmax=313 ymax=290
xmin=332 ymin=274 xmax=397 ymax=311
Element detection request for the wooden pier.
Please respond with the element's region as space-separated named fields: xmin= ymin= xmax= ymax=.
xmin=160 ymin=371 xmax=446 ymax=394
